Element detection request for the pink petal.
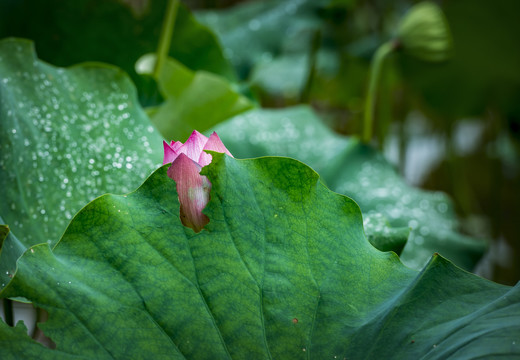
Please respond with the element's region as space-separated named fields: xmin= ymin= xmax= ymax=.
xmin=163 ymin=140 xmax=180 ymax=165
xmin=167 ymin=153 xmax=211 ymax=232
xmin=170 ymin=140 xmax=183 ymax=152
xmin=198 ymin=132 xmax=234 ymax=167
xmin=177 ymin=130 xmax=209 ymax=163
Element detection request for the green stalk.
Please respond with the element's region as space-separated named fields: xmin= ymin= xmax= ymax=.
xmin=300 ymin=29 xmax=321 ymax=103
xmin=154 ymin=0 xmax=180 ymax=78
xmin=362 ymin=41 xmax=395 ymax=143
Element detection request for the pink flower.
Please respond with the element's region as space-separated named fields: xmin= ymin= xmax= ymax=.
xmin=163 ymin=130 xmax=233 ymax=232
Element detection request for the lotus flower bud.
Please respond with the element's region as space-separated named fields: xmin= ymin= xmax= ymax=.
xmin=163 ymin=130 xmax=233 ymax=232
xmin=396 ymin=2 xmax=453 ymax=62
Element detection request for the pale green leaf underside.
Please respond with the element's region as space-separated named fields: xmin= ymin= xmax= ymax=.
xmin=0 ymin=155 xmax=518 ymax=359
xmin=139 ymin=54 xmax=254 ymax=142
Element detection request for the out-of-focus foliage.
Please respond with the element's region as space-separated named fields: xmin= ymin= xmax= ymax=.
xmin=196 ymin=0 xmax=326 ymax=78
xmin=401 ymin=0 xmax=520 ymax=120
xmin=0 ymin=0 xmax=236 ymax=103
xmin=195 ymin=0 xmax=520 ymax=138
xmin=196 ymin=0 xmax=359 ymax=106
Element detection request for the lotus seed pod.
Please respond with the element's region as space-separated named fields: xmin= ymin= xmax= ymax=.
xmin=397 ymin=1 xmax=452 ymax=62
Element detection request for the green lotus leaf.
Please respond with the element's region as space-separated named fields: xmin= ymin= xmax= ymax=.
xmin=0 ymin=38 xmax=163 ymax=287
xmin=212 ymin=105 xmax=487 ymax=270
xmin=0 ymin=154 xmax=517 ymax=358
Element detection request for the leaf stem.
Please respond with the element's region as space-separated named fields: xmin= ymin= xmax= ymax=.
xmin=362 ymin=41 xmax=396 ymax=143
xmin=300 ymin=29 xmax=321 ymax=103
xmin=154 ymin=0 xmax=180 ymax=78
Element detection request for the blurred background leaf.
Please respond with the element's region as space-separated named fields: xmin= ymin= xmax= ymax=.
xmin=0 ymin=0 xmax=236 ymax=105
xmin=196 ymin=0 xmax=326 ymax=79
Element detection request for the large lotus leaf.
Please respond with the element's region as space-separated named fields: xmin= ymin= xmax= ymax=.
xmin=0 ymin=0 xmax=236 ymax=87
xmin=211 ymin=105 xmax=487 ymax=270
xmin=136 ymin=54 xmax=254 ymax=141
xmin=0 ymin=39 xmax=163 ymax=287
xmin=0 ymin=154 xmax=518 ymax=358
